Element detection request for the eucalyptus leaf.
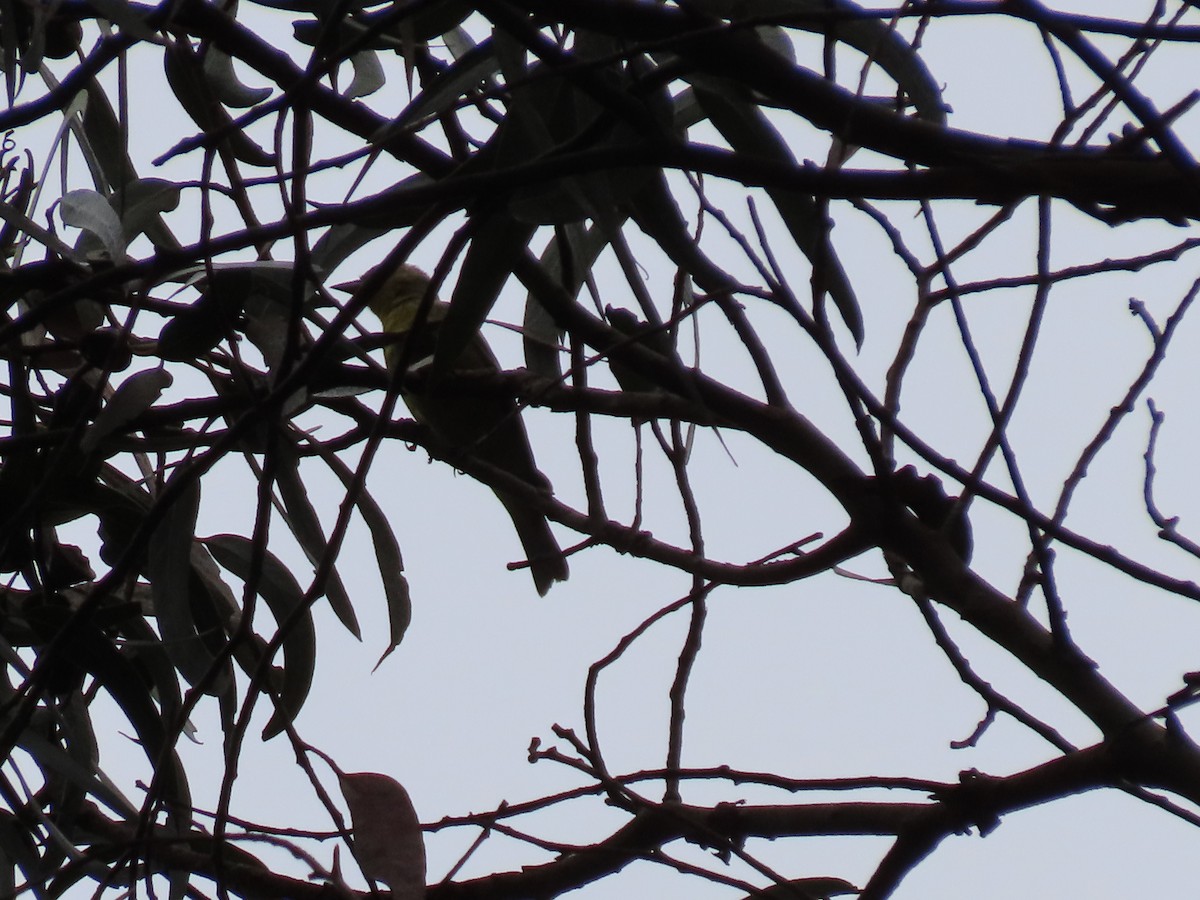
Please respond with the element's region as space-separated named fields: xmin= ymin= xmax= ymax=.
xmin=344 ymin=49 xmax=386 ymax=99
xmin=522 ymin=221 xmax=610 ymax=378
xmin=691 ymin=80 xmax=864 ymax=345
xmin=432 ymin=210 xmax=536 ymax=377
xmin=203 ymin=533 xmax=317 ymax=740
xmin=275 ymin=447 xmax=361 ymax=639
xmin=163 ymin=40 xmax=274 ymax=168
xmin=202 ymin=46 xmax=272 ymax=108
xmin=60 ymin=189 xmax=126 ymax=262
xmin=81 ymin=368 xmax=173 ymax=454
xmin=147 ymin=477 xmax=230 ymax=693
xmin=318 ymin=451 xmax=410 ymax=664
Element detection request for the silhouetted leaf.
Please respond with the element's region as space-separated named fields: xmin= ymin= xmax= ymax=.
xmin=17 ymin=714 xmax=137 ymax=818
xmin=391 ymin=38 xmax=498 ymax=133
xmin=203 ymin=533 xmax=317 ymax=739
xmin=276 ymin=448 xmax=361 ymax=639
xmin=318 ymin=452 xmax=409 ymax=663
xmin=81 ymin=368 xmax=173 ymax=454
xmin=431 ymin=209 xmax=535 ymax=377
xmin=691 ymin=80 xmax=864 ymax=345
xmin=163 ymin=40 xmax=274 ymax=168
xmin=61 ymin=189 xmax=125 ymax=262
xmin=522 ymin=221 xmax=609 ymax=378
xmin=147 ymin=476 xmax=230 ymax=693
xmin=339 ymin=772 xmax=425 ymax=898
xmin=202 ymin=46 xmax=272 ymax=108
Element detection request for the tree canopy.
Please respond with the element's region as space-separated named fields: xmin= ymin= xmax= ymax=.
xmin=2 ymin=2 xmax=1200 ymax=898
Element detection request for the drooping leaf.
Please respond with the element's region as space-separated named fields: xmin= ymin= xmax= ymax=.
xmin=275 ymin=447 xmax=361 ymax=639
xmin=431 ymin=209 xmax=536 ymax=377
xmin=116 ymin=614 xmax=187 ymax=750
xmin=485 ymin=36 xmax=669 ymax=226
xmin=339 ymin=772 xmax=425 ymax=898
xmin=625 ymin=169 xmax=741 ymax=296
xmin=81 ymin=368 xmax=173 ymax=454
xmin=390 ymin=38 xmax=499 ymax=134
xmin=163 ymin=39 xmax=274 ymax=168
xmin=17 ymin=709 xmax=138 ymax=819
xmin=686 ymin=0 xmax=947 ymax=125
xmin=157 ymin=287 xmax=243 ymax=363
xmin=29 ymin=609 xmax=191 ymax=815
xmin=111 ymin=178 xmax=182 ymax=247
xmin=77 ymin=88 xmax=182 ymax=251
xmin=203 ymin=533 xmax=317 ymax=740
xmin=146 ymin=476 xmax=230 ymax=694
xmin=0 ymin=810 xmax=40 ymax=899
xmin=522 ymin=220 xmax=610 ymax=378
xmin=344 ymin=49 xmax=386 ymax=99
xmin=60 ymin=189 xmax=126 ymax=262
xmin=201 ymin=46 xmax=272 ymax=108
xmin=317 ymin=451 xmax=410 ymax=664
xmin=310 ymin=223 xmax=390 ymax=279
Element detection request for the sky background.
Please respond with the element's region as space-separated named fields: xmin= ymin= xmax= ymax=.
xmin=17 ymin=2 xmax=1200 ymax=897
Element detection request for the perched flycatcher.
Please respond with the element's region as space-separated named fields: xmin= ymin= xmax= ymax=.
xmin=345 ymin=263 xmax=568 ymax=596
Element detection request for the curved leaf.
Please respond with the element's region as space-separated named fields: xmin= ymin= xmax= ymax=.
xmin=276 ymin=447 xmax=360 ymax=639
xmin=0 ymin=810 xmax=40 ymax=899
xmin=522 ymin=220 xmax=611 ymax=378
xmin=391 ymin=38 xmax=499 ymax=134
xmin=163 ymin=40 xmax=273 ymax=168
xmin=77 ymin=90 xmax=182 ymax=251
xmin=486 ymin=41 xmax=669 ymax=226
xmin=113 ymin=178 xmax=182 ymax=246
xmin=203 ymin=534 xmax=317 ymax=740
xmin=60 ymin=189 xmax=125 ymax=262
xmin=81 ymin=368 xmax=173 ymax=455
xmin=317 ymin=450 xmax=410 ymax=665
xmin=691 ymin=80 xmax=864 ymax=345
xmin=431 ymin=209 xmax=536 ymax=377
xmin=689 ymin=0 xmax=947 ymax=124
xmin=201 ymin=46 xmax=272 ymax=108
xmin=18 ymin=715 xmax=137 ymax=819
xmin=147 ymin=476 xmax=230 ymax=694
xmin=344 ymin=50 xmax=385 ymax=99
xmin=339 ymin=772 xmax=425 ymax=898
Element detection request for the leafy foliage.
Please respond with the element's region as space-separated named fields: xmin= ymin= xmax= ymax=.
xmin=0 ymin=1 xmax=1199 ymax=899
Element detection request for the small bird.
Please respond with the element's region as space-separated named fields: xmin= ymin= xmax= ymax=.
xmin=344 ymin=263 xmax=568 ymax=596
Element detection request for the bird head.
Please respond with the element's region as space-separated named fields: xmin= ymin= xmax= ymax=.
xmin=335 ymin=263 xmax=437 ymax=333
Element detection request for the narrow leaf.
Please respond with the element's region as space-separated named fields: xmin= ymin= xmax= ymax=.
xmin=203 ymin=533 xmax=317 ymax=739
xmin=432 ymin=210 xmax=536 ymax=376
xmin=147 ymin=477 xmax=229 ymax=693
xmin=276 ymin=448 xmax=360 ymax=638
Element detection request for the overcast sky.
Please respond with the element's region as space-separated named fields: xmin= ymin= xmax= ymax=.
xmin=21 ymin=2 xmax=1200 ymax=898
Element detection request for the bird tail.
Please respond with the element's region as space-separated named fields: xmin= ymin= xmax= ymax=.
xmin=502 ymin=496 xmax=569 ymax=596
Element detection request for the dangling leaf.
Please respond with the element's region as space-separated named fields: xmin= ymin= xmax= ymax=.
xmin=81 ymin=368 xmax=173 ymax=454
xmin=147 ymin=476 xmax=231 ymax=694
xmin=275 ymin=447 xmax=361 ymax=639
xmin=61 ymin=189 xmax=126 ymax=262
xmin=203 ymin=533 xmax=317 ymax=740
xmin=431 ymin=209 xmax=535 ymax=377
xmin=339 ymin=772 xmax=425 ymax=898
